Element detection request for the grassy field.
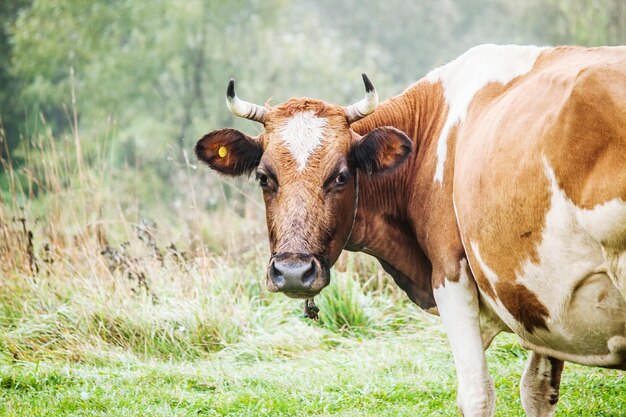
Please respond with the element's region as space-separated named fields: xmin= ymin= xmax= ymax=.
xmin=0 ymin=263 xmax=625 ymax=417
xmin=1 ymin=130 xmax=624 ymax=416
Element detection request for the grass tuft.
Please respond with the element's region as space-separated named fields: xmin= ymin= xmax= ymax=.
xmin=316 ymin=272 xmax=371 ymax=336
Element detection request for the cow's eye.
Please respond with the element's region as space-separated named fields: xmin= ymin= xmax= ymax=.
xmin=335 ymin=172 xmax=348 ymax=186
xmin=256 ymin=168 xmax=277 ymax=192
xmin=257 ymin=173 xmax=269 ymax=188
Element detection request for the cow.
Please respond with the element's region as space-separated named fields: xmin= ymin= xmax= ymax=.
xmin=195 ymin=44 xmax=626 ymax=416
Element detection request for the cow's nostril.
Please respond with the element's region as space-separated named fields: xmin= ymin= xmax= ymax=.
xmin=269 ymin=260 xmax=285 ymax=288
xmin=301 ymin=261 xmax=316 ymax=287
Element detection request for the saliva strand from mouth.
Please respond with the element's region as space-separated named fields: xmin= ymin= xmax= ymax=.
xmin=303 ymin=298 xmax=319 ymax=320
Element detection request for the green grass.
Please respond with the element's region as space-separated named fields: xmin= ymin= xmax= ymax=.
xmin=0 ymin=331 xmax=624 ymax=416
xmin=0 ymin=260 xmax=624 ymax=417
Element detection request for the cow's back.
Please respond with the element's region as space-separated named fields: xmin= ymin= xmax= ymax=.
xmin=451 ymin=46 xmax=626 ymax=368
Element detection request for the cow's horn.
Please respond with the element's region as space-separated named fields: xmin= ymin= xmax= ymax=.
xmin=344 ymin=73 xmax=379 ymax=124
xmin=226 ymin=79 xmax=268 ymax=123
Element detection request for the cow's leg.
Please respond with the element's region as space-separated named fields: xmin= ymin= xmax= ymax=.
xmin=434 ymin=259 xmax=495 ymax=417
xmin=520 ymin=352 xmax=564 ymax=417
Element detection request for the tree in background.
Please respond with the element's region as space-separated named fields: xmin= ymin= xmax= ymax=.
xmin=5 ymin=0 xmax=377 ymax=163
xmin=313 ymin=0 xmax=520 ymax=85
xmin=0 ymin=0 xmax=31 ymax=162
xmin=1 ymin=0 xmax=624 ymax=172
xmin=520 ymin=0 xmax=625 ymax=45
xmin=9 ymin=1 xmax=283 ymax=154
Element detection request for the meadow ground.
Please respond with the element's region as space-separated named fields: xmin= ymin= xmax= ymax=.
xmin=1 ymin=252 xmax=624 ymax=417
xmin=0 ymin=131 xmax=624 ymax=416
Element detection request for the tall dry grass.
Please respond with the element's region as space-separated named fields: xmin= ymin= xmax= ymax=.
xmin=0 ymin=111 xmax=416 ymax=367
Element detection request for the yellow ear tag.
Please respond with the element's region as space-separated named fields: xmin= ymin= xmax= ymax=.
xmin=218 ymin=146 xmax=228 ymax=158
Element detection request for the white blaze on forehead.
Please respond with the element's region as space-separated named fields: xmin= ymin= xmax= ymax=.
xmin=278 ymin=111 xmax=328 ymax=171
xmin=426 ymin=44 xmax=547 ymax=184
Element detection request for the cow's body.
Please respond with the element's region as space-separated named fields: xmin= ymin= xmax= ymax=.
xmin=349 ymin=45 xmax=626 ymax=415
xmin=455 ymin=46 xmax=626 ymax=367
xmin=196 ymin=44 xmax=626 ymax=416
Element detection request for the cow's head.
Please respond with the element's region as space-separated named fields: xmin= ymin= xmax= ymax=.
xmin=195 ymin=75 xmax=412 ymax=298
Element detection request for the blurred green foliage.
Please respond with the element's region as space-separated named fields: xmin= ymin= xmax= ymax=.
xmin=0 ymin=0 xmax=624 ymax=170
xmin=0 ymin=0 xmax=31 ymax=162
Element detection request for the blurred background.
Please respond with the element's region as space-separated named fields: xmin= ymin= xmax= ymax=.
xmin=1 ymin=0 xmax=625 ymax=257
xmin=2 ymin=0 xmax=626 ymax=151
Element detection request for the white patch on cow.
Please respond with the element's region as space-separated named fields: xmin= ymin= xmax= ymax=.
xmin=470 ymin=242 xmax=502 ymax=286
xmin=468 ymin=157 xmax=626 ymax=368
xmin=576 ymin=198 xmax=626 ymax=248
xmin=542 ymin=158 xmax=626 ymax=303
xmin=426 ymin=44 xmax=546 ymax=184
xmin=434 ymin=260 xmax=495 ymax=416
xmin=278 ymin=111 xmax=328 ymax=171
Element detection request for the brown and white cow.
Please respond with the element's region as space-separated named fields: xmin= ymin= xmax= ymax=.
xmin=195 ymin=44 xmax=626 ymax=416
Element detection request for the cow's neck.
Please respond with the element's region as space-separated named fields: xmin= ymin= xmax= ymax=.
xmin=346 ymin=80 xmax=452 ymax=310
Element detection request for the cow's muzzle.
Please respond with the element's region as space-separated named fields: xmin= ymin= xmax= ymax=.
xmin=266 ymin=253 xmax=329 ymax=298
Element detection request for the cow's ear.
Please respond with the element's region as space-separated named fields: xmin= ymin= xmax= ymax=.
xmin=349 ymin=126 xmax=412 ymax=175
xmin=195 ymin=128 xmax=263 ymax=176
